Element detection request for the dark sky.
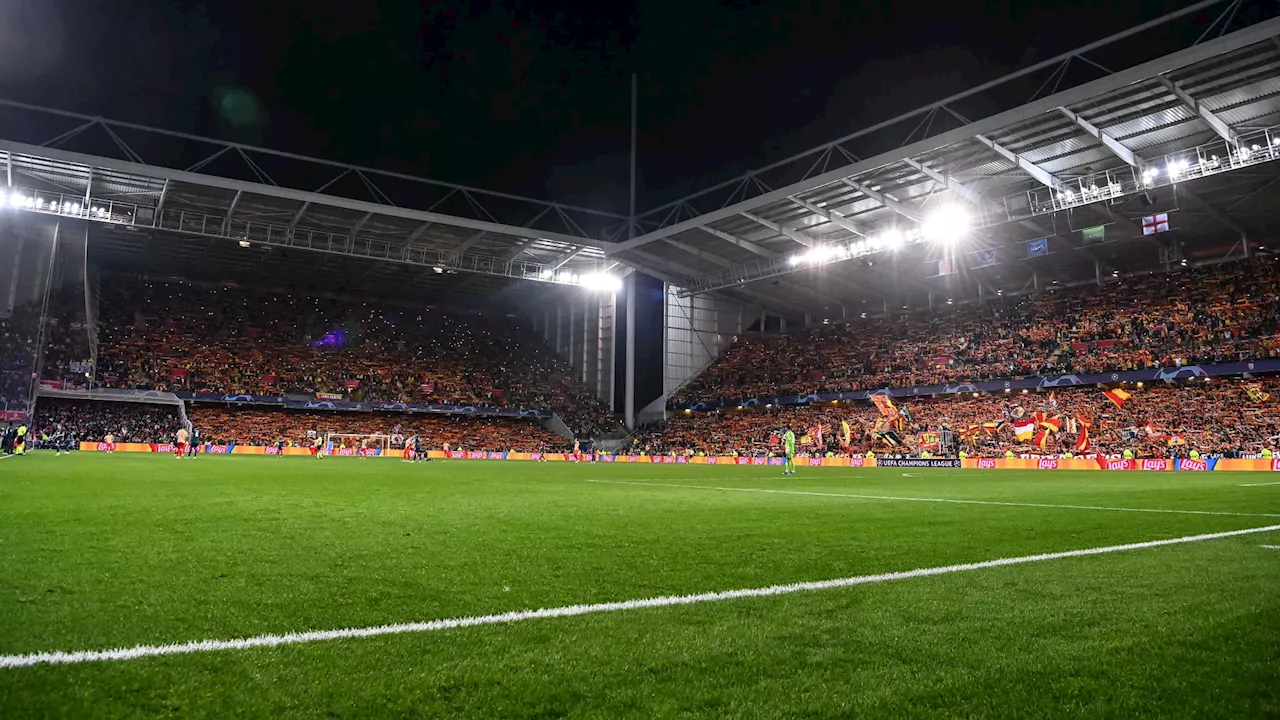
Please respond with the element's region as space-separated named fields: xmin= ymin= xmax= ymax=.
xmin=0 ymin=0 xmax=1249 ymax=215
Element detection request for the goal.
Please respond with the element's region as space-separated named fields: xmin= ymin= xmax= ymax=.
xmin=324 ymin=433 xmax=392 ymax=456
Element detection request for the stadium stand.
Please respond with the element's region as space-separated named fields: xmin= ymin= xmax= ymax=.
xmin=670 ymin=260 xmax=1280 ymax=405
xmin=639 ymin=378 xmax=1280 ymax=458
xmin=91 ymin=278 xmax=621 ymax=437
xmin=187 ymin=406 xmax=567 ymax=452
xmin=32 ymin=397 xmax=180 ymax=444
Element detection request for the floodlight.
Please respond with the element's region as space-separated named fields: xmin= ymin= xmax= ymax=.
xmin=579 ymin=273 xmax=622 ymax=293
xmin=9 ymin=194 xmax=24 ymax=208
xmin=922 ymin=205 xmax=971 ymax=244
xmin=878 ymin=227 xmax=906 ymax=250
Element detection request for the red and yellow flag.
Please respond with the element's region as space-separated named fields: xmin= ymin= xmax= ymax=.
xmin=1033 ymin=430 xmax=1050 ymax=449
xmin=1103 ymin=388 xmax=1131 ymax=409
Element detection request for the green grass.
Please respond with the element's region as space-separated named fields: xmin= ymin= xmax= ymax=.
xmin=1 ymin=453 xmax=1278 ymax=718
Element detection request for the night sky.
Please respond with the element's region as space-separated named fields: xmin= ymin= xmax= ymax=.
xmin=0 ymin=0 xmax=1251 ymax=214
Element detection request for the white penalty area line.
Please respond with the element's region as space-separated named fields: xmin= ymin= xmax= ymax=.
xmin=1240 ymin=480 xmax=1280 ymax=487
xmin=2 ymin=524 xmax=1278 ymax=670
xmin=587 ymin=479 xmax=1280 ymax=519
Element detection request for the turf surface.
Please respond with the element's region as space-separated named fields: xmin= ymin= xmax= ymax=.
xmin=1 ymin=453 xmax=1278 ymax=718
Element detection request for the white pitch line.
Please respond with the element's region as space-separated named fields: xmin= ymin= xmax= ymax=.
xmin=1261 ymin=545 xmax=1280 ymax=550
xmin=1239 ymin=480 xmax=1280 ymax=487
xmin=587 ymin=479 xmax=1280 ymax=519
xmin=2 ymin=524 xmax=1278 ymax=670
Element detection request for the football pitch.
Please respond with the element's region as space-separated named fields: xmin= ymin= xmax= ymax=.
xmin=1 ymin=454 xmax=1278 ymax=718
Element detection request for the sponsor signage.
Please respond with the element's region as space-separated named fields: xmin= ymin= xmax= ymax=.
xmin=875 ymin=458 xmax=963 ymax=468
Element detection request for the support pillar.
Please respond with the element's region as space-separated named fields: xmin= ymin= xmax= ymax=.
xmin=624 ymin=273 xmax=636 ymax=429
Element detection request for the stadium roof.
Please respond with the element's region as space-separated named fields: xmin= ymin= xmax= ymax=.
xmin=610 ymin=0 xmax=1280 ymax=318
xmin=1 ymin=0 xmax=1279 ymax=316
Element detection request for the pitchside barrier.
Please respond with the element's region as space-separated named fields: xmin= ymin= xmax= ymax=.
xmin=72 ymin=443 xmax=1280 ymax=471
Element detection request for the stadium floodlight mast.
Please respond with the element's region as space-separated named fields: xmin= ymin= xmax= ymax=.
xmin=782 ymin=204 xmax=973 ymax=267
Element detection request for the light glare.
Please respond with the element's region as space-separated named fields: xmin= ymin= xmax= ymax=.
xmin=922 ymin=205 xmax=971 ymax=244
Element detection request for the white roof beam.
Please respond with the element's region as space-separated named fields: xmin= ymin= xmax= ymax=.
xmin=900 ymin=158 xmax=986 ymax=206
xmin=405 ymin=221 xmax=432 ymax=244
xmin=222 ymin=189 xmax=242 ymax=232
xmin=348 ymin=211 xmax=374 ymax=238
xmin=153 ymin=179 xmax=170 ymax=221
xmin=1057 ymin=107 xmax=1139 ymax=167
xmin=839 ymin=178 xmax=923 ymax=223
xmin=787 ymin=197 xmax=867 ymax=237
xmin=740 ymin=212 xmax=817 ymax=248
xmin=696 ymin=226 xmax=778 ymax=258
xmin=1156 ymin=76 xmax=1237 ymax=144
xmin=974 ymin=134 xmax=1062 ymax=190
xmin=286 ymin=201 xmax=311 ymax=233
xmin=547 ymin=246 xmax=586 ymax=270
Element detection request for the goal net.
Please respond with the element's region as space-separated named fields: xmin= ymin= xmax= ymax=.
xmin=324 ymin=433 xmax=392 ymax=456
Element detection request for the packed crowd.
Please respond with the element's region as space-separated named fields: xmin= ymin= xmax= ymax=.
xmin=638 ymin=378 xmax=1280 ymax=458
xmin=672 ymin=260 xmax=1280 ymax=405
xmin=93 ymin=279 xmax=622 ymax=437
xmin=187 ymin=406 xmax=568 ymax=452
xmin=32 ymin=397 xmax=180 ymax=444
xmin=0 ymin=303 xmax=38 ymax=415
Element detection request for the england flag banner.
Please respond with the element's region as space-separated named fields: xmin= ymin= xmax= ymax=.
xmin=1142 ymin=213 xmax=1170 ymax=235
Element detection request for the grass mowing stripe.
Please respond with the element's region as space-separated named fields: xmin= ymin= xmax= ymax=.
xmin=3 ymin=523 xmax=1277 ymax=670
xmin=588 ymin=479 xmax=1280 ymax=518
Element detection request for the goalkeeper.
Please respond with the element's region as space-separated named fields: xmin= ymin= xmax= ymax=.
xmin=782 ymin=427 xmax=797 ymax=476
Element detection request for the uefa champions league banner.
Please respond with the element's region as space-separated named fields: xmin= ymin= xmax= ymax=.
xmin=178 ymin=392 xmax=551 ymax=418
xmin=669 ymin=359 xmax=1280 ymax=411
xmin=876 ymin=458 xmax=963 ymax=468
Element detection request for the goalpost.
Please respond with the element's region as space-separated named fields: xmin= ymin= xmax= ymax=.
xmin=323 ymin=433 xmax=392 ymax=456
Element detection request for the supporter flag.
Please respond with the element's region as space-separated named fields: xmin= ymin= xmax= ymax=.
xmin=937 ymin=257 xmax=955 ymax=276
xmin=839 ymin=420 xmax=852 ymax=448
xmin=1076 ymin=417 xmax=1092 ymax=453
xmin=810 ymin=423 xmax=828 ymax=446
xmin=1247 ymin=384 xmax=1271 ymax=403
xmin=1103 ymin=387 xmax=1131 ymax=408
xmin=871 ymin=394 xmax=897 ymax=418
xmin=1033 ymin=430 xmax=1050 ymax=449
xmin=973 ymin=248 xmax=998 ymax=268
xmin=1167 ymin=435 xmax=1187 ymax=447
xmin=1081 ymin=225 xmax=1106 ymax=244
xmin=1141 ymin=213 xmax=1170 ymax=235
xmin=875 ymin=430 xmax=905 ymax=447
xmin=1039 ymin=415 xmax=1062 ymax=432
xmin=1048 ymin=391 xmax=1058 ymax=409
xmin=983 ymin=421 xmax=1006 ymax=435
xmin=1013 ymin=421 xmax=1036 ymax=442
xmin=1027 ymin=237 xmax=1049 ymax=257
